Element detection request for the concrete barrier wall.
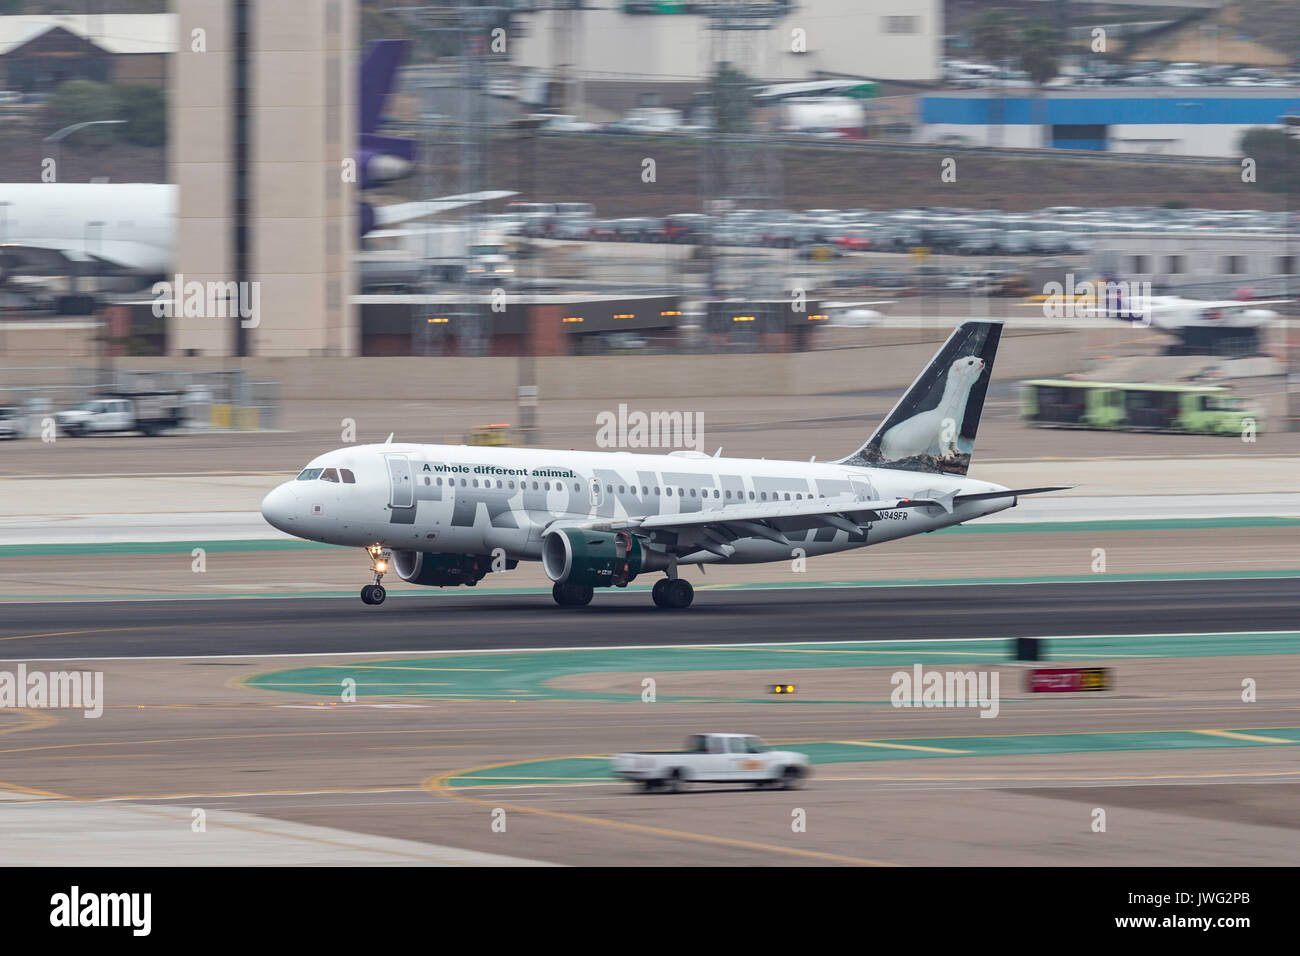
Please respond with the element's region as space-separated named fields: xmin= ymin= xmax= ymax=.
xmin=2 ymin=327 xmax=1094 ymax=400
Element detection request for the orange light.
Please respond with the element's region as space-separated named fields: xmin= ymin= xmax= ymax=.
xmin=808 ymin=314 xmax=828 ymax=321
xmin=562 ymin=316 xmax=584 ymax=323
xmin=660 ymin=310 xmax=682 ymax=316
xmin=733 ymin=315 xmax=755 ymax=322
xmin=613 ymin=313 xmax=634 ymax=319
xmin=427 ymin=317 xmax=450 ymax=323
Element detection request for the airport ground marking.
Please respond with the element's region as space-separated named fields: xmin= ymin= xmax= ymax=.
xmin=0 ymin=725 xmax=597 ymax=758
xmin=1194 ymin=729 xmax=1297 ymax=744
xmin=0 ymin=625 xmax=168 ymax=644
xmin=422 ymin=760 xmax=898 ymax=867
xmin=110 ymin=802 xmax=505 ymax=866
xmin=245 ymin=632 xmax=1300 ymax=704
xmin=0 ymin=780 xmax=74 ymax=799
xmin=439 ymin=727 xmax=1300 ymax=788
xmin=831 ymin=739 xmax=970 ymax=754
xmin=0 ymin=709 xmax=57 ymax=736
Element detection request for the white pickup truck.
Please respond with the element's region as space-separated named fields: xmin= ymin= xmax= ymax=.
xmin=55 ymin=393 xmax=185 ymax=437
xmin=612 ymin=733 xmax=810 ymax=792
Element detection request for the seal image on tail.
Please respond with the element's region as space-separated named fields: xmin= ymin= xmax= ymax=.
xmin=838 ymin=321 xmax=1001 ymax=475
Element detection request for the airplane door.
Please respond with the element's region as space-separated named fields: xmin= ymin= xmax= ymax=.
xmin=386 ymin=455 xmax=413 ymax=508
xmin=847 ymin=476 xmax=875 ymax=501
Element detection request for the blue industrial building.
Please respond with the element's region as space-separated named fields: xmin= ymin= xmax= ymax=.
xmin=919 ymin=88 xmax=1300 ymax=155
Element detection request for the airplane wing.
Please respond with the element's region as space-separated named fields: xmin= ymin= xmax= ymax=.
xmin=372 ymin=190 xmax=518 ymax=227
xmin=1171 ymin=299 xmax=1292 ymax=309
xmin=559 ymin=487 xmax=1070 ymax=557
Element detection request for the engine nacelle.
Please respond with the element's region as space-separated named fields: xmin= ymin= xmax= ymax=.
xmin=541 ymin=528 xmax=669 ymax=588
xmin=392 ymin=550 xmax=515 ymax=588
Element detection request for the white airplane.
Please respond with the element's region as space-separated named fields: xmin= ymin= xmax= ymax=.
xmin=0 ymin=183 xmax=516 ymax=287
xmin=260 ymin=320 xmax=1068 ymax=608
xmin=821 ymin=299 xmax=896 ymax=327
xmin=1089 ymin=292 xmax=1291 ymax=331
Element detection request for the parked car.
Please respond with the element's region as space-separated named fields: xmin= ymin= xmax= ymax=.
xmin=0 ymin=403 xmax=22 ymax=439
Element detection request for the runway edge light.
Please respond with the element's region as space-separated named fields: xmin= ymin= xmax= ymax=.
xmin=770 ymin=683 xmax=796 ymax=695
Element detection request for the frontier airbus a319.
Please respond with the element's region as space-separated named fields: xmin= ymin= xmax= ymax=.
xmin=261 ymin=320 xmax=1067 ymax=608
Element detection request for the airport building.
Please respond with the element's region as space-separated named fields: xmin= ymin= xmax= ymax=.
xmin=513 ymin=0 xmax=941 ymax=116
xmin=169 ymin=0 xmax=356 ymax=358
xmin=0 ymin=13 xmax=173 ymax=90
xmin=919 ymin=88 xmax=1300 ymax=156
xmin=1089 ymin=231 xmax=1297 ymax=297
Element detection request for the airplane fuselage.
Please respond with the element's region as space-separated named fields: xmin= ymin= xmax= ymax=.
xmin=261 ymin=442 xmax=1015 ymax=566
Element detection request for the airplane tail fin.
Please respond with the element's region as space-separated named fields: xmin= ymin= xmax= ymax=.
xmin=360 ymin=39 xmax=408 ymax=135
xmin=838 ymin=320 xmax=1002 ymax=476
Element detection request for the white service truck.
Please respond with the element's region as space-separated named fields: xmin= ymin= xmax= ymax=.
xmin=55 ymin=392 xmax=186 ymax=437
xmin=612 ymin=733 xmax=810 ymax=792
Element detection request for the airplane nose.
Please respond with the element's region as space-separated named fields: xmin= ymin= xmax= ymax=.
xmin=260 ymin=483 xmax=300 ymax=533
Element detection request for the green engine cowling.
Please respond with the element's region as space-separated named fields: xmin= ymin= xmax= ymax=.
xmin=392 ymin=550 xmax=516 ymax=587
xmin=542 ymin=528 xmax=666 ymax=588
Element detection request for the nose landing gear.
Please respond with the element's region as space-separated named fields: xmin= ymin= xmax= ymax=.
xmin=361 ymin=545 xmax=390 ymax=605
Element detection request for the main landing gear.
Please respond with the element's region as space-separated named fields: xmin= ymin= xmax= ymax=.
xmin=361 ymin=545 xmax=390 ymax=605
xmin=652 ymin=577 xmax=693 ymax=609
xmin=552 ymin=581 xmax=594 ymax=607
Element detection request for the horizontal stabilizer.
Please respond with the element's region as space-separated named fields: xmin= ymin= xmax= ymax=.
xmin=954 ymin=486 xmax=1072 ymax=503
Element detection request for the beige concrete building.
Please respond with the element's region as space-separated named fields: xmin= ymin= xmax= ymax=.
xmin=170 ymin=0 xmax=356 ymax=357
xmin=514 ymin=0 xmax=941 ymax=116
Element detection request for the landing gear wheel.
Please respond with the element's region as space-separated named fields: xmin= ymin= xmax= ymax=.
xmin=665 ymin=578 xmax=693 ymax=609
xmin=552 ymin=581 xmax=594 ymax=607
xmin=652 ymin=579 xmax=671 ymax=607
xmin=369 ymin=584 xmax=386 ymax=605
xmin=361 ymin=585 xmax=375 ymax=604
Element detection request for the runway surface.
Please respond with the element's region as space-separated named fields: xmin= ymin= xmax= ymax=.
xmin=5 ymin=577 xmax=1298 ymax=659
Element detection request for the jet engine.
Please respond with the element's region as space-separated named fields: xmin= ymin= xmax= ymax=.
xmin=391 ymin=550 xmax=515 ymax=587
xmin=541 ymin=528 xmax=669 ymax=588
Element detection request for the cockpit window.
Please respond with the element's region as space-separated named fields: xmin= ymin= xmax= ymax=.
xmin=296 ymin=468 xmax=324 ymax=481
xmin=320 ymin=468 xmax=339 ymax=482
xmin=340 ymin=469 xmax=356 ymax=484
